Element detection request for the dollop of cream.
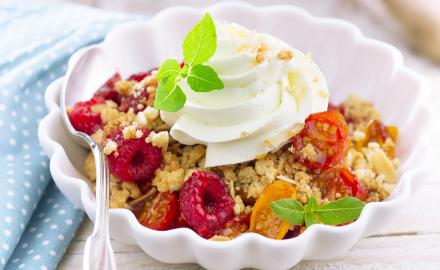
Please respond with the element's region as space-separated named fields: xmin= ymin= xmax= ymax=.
xmin=161 ymin=22 xmax=329 ymax=167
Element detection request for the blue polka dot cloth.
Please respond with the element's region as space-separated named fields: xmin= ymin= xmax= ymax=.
xmin=0 ymin=1 xmax=140 ymax=269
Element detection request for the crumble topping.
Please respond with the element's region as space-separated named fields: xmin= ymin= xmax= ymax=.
xmin=152 ymin=144 xmax=206 ymax=192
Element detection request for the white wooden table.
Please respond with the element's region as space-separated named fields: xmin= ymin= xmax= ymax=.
xmin=57 ymin=0 xmax=440 ymax=269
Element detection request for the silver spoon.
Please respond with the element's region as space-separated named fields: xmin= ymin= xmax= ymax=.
xmin=60 ymin=47 xmax=118 ymax=270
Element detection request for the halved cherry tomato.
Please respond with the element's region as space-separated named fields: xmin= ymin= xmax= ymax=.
xmin=139 ymin=192 xmax=178 ymax=231
xmin=359 ymin=120 xmax=398 ymax=157
xmin=366 ymin=120 xmax=389 ymax=144
xmin=250 ymin=181 xmax=296 ymax=239
xmin=319 ymin=167 xmax=368 ymax=201
xmin=386 ymin=126 xmax=398 ymax=142
xmin=291 ymin=110 xmax=350 ymax=170
xmin=216 ymin=214 xmax=250 ymax=238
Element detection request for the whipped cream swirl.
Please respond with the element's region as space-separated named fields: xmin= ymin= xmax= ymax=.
xmin=161 ymin=22 xmax=329 ymax=167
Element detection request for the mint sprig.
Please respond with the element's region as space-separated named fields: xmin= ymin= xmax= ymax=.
xmin=154 ymin=13 xmax=224 ymax=112
xmin=187 ymin=64 xmax=223 ymax=91
xmin=156 ymin=59 xmax=181 ymax=80
xmin=270 ymin=196 xmax=366 ymax=228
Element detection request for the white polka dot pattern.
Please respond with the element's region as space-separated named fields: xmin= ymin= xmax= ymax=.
xmin=0 ymin=1 xmax=138 ymax=269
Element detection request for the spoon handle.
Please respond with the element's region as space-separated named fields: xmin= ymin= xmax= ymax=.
xmin=83 ymin=139 xmax=117 ymax=270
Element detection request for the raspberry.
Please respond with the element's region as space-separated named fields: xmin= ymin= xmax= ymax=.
xmin=68 ymin=97 xmax=105 ymax=135
xmin=108 ymin=128 xmax=162 ymax=182
xmin=284 ymin=225 xmax=302 ymax=239
xmin=118 ymin=91 xmax=149 ymax=113
xmin=179 ymin=171 xmax=235 ymax=238
xmin=127 ymin=71 xmax=150 ymax=82
xmin=94 ymin=73 xmax=122 ymax=103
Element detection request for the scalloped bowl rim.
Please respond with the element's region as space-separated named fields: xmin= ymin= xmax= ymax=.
xmin=38 ymin=2 xmax=435 ymax=269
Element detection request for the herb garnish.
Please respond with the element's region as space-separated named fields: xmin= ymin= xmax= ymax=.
xmin=154 ymin=13 xmax=224 ymax=112
xmin=270 ymin=196 xmax=365 ymax=227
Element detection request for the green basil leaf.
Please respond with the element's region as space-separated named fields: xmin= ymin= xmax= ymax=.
xmin=187 ymin=64 xmax=224 ymax=92
xmin=315 ymin=197 xmax=366 ymax=226
xmin=305 ymin=197 xmax=318 ymax=211
xmin=304 ymin=212 xmax=318 ymax=228
xmin=304 ymin=197 xmax=319 ymax=227
xmin=156 ymin=59 xmax=181 ymax=80
xmin=153 ymin=78 xmax=186 ymax=112
xmin=183 ymin=13 xmax=217 ymax=66
xmin=270 ymin=199 xmax=305 ymax=225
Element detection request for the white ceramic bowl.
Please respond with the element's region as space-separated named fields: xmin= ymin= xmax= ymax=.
xmin=38 ymin=2 xmax=435 ymax=269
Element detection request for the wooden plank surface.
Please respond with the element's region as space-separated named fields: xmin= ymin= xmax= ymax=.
xmin=57 ymin=0 xmax=440 ymax=269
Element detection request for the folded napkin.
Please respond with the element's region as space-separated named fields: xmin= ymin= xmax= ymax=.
xmin=0 ymin=1 xmax=140 ymax=269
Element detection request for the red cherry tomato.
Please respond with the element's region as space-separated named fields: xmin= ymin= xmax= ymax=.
xmin=319 ymin=167 xmax=368 ymax=201
xmin=366 ymin=120 xmax=389 ymax=144
xmin=291 ymin=111 xmax=350 ymax=170
xmin=216 ymin=214 xmax=250 ymax=238
xmin=139 ymin=192 xmax=178 ymax=231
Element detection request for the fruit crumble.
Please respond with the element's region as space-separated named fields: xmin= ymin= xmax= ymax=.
xmin=70 ymin=14 xmax=399 ymax=240
xmin=75 ymin=71 xmax=398 ymax=239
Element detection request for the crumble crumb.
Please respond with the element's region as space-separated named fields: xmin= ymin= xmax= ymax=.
xmin=318 ymin=89 xmax=329 ymax=98
xmin=233 ymin=195 xmax=245 ymax=215
xmin=262 ymin=139 xmax=274 ymax=147
xmin=91 ymin=129 xmax=106 ymax=147
xmin=143 ymin=106 xmax=159 ymax=120
xmin=301 ymin=143 xmax=317 ymax=162
xmin=343 ymin=96 xmax=381 ymax=129
xmin=353 ymin=130 xmax=367 ymax=142
xmin=135 ymin=129 xmax=143 ymax=139
xmin=209 ymin=235 xmax=232 ymax=241
xmin=237 ymin=44 xmax=250 ymax=52
xmin=152 ymin=144 xmax=206 ymax=192
xmin=255 ymin=43 xmax=268 ymax=64
xmin=102 ymin=108 xmax=136 ymax=136
xmin=122 ymin=124 xmax=139 ymax=140
xmin=240 ymin=131 xmax=250 ymax=138
xmin=103 ymin=140 xmax=118 ymax=155
xmin=84 ymin=152 xmax=96 ymax=181
xmin=115 ymin=80 xmax=134 ymax=96
xmin=277 ymin=49 xmax=294 ymax=60
xmin=145 ymin=131 xmax=169 ymax=150
xmin=135 ymin=111 xmax=148 ymax=126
